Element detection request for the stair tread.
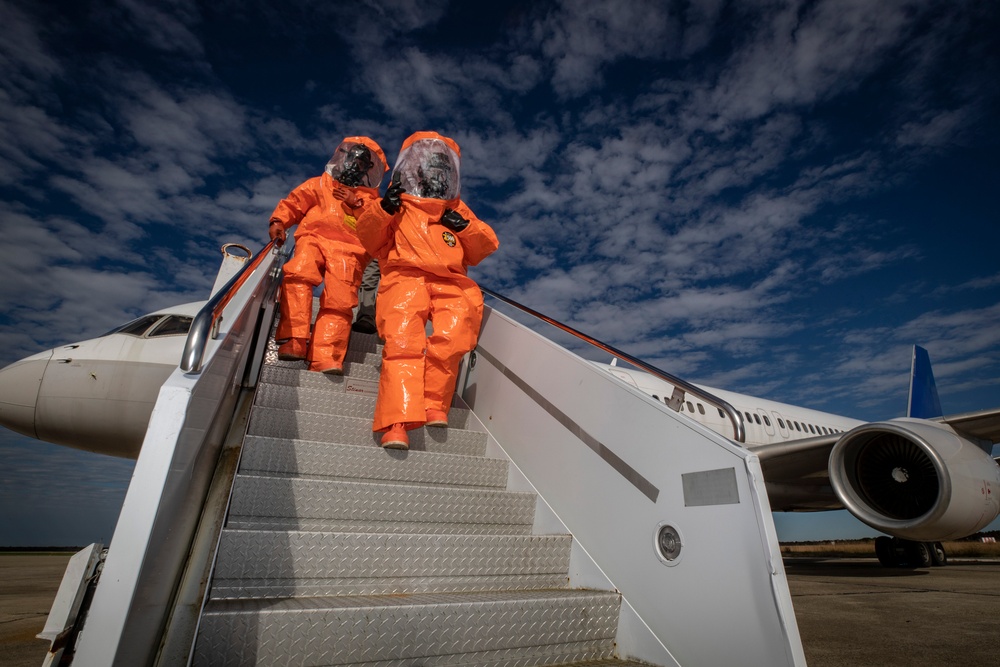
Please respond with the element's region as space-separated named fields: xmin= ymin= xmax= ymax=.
xmin=204 ymin=588 xmax=618 ymax=613
xmin=228 ymin=474 xmax=537 ymax=529
xmin=210 ymin=530 xmax=574 ymax=598
xmin=240 ymin=437 xmax=507 ymax=489
xmin=247 ymin=406 xmax=487 ymax=456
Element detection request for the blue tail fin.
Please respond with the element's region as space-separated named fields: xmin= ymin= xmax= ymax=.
xmin=907 ymin=345 xmax=943 ymax=418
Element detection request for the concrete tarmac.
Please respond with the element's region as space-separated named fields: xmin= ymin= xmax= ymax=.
xmin=0 ymin=553 xmax=71 ymax=667
xmin=785 ymin=557 xmax=1000 ymax=666
xmin=2 ymin=553 xmax=999 ymax=666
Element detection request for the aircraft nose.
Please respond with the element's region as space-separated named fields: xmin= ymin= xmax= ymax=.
xmin=0 ymin=349 xmax=51 ymax=439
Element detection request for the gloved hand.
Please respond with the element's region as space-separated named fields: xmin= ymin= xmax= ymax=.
xmin=332 ymin=183 xmax=359 ymax=208
xmin=439 ymin=208 xmax=469 ymax=232
xmin=268 ymin=221 xmax=286 ymax=246
xmin=380 ymin=174 xmax=405 ymax=214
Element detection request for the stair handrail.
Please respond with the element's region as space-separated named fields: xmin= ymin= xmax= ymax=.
xmin=182 ymin=240 xmax=284 ymax=373
xmin=480 ymin=287 xmax=746 ymax=443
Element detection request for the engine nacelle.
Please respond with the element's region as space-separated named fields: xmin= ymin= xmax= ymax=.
xmin=829 ymin=418 xmax=1000 ymax=542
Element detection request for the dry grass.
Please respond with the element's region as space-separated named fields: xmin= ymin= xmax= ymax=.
xmin=780 ymin=540 xmax=1000 ymax=559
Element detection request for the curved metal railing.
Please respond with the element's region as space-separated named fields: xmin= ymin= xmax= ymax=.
xmin=480 ymin=287 xmax=746 ymax=443
xmin=181 ymin=240 xmax=282 ymax=373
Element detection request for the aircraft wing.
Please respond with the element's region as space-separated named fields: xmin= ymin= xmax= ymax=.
xmin=749 ymin=435 xmax=842 ymax=511
xmin=935 ymin=407 xmax=1000 ymax=443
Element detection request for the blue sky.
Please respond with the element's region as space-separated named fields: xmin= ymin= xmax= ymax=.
xmin=1 ymin=0 xmax=998 ymax=546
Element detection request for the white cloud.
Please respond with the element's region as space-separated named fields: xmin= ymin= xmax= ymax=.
xmin=115 ymin=0 xmax=205 ymax=57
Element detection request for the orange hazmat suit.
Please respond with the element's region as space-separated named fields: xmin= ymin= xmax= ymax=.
xmin=357 ymin=131 xmax=499 ymax=432
xmin=270 ymin=136 xmax=388 ymax=373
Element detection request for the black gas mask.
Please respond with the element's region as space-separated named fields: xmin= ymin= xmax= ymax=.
xmin=337 ymin=145 xmax=374 ymax=187
xmin=416 ymin=152 xmax=453 ymax=199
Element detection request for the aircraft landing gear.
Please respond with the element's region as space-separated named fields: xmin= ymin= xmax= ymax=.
xmin=874 ymin=537 xmax=946 ymax=568
xmin=930 ymin=541 xmax=947 ymax=566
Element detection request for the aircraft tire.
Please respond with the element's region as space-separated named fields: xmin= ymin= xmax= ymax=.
xmin=904 ymin=540 xmax=933 ymax=568
xmin=930 ymin=541 xmax=947 ymax=566
xmin=874 ymin=536 xmax=897 ymax=567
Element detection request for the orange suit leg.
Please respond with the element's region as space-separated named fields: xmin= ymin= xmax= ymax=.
xmin=277 ymin=237 xmax=325 ymax=341
xmin=424 ymin=280 xmax=483 ymax=414
xmin=372 ymin=273 xmax=430 ymax=432
xmin=309 ymin=247 xmax=364 ymax=372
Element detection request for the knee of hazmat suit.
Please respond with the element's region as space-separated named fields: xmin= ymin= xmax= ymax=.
xmin=268 ymin=136 xmax=389 ymax=348
xmin=356 ymin=131 xmax=499 ymax=431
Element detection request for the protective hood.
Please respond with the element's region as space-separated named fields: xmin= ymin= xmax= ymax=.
xmin=325 ymin=136 xmax=389 ymax=189
xmin=392 ymin=131 xmax=461 ymax=201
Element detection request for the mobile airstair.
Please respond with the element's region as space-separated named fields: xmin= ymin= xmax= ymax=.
xmin=54 ymin=243 xmax=805 ymax=666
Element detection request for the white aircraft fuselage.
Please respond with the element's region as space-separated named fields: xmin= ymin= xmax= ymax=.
xmin=0 ymin=302 xmax=204 ymax=458
xmin=599 ymin=362 xmax=863 ymax=446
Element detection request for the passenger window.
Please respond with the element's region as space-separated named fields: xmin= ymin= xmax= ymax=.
xmin=744 ymin=411 xmax=753 ymax=422
xmin=686 ymin=401 xmax=694 ymax=413
xmin=808 ymin=424 xmax=816 ymax=434
xmin=763 ymin=415 xmax=771 ymax=426
xmin=697 ymin=404 xmax=705 ymax=415
xmin=652 ymin=394 xmax=659 ymax=400
xmin=794 ymin=422 xmax=802 ymax=432
xmin=148 ymin=315 xmax=193 ymax=337
xmin=108 ymin=314 xmax=163 ymax=337
xmin=777 ymin=418 xmax=785 ymax=429
xmin=752 ymin=414 xmax=761 ymax=425
xmin=718 ymin=408 xmax=725 ymax=418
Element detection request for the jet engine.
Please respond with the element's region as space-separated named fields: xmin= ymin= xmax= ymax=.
xmin=829 ymin=418 xmax=1000 ymax=542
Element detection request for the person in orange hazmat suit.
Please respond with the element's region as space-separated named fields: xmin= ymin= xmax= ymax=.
xmin=269 ymin=136 xmax=388 ymax=374
xmin=356 ymin=131 xmax=499 ymax=449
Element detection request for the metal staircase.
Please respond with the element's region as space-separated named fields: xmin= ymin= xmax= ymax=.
xmin=192 ymin=332 xmax=642 ymax=666
xmin=67 ymin=245 xmax=805 ymax=666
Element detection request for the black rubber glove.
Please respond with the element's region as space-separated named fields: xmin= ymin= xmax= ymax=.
xmin=440 ymin=208 xmax=469 ymax=232
xmin=381 ymin=174 xmax=405 ymax=214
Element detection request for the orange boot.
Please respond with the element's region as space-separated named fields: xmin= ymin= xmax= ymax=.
xmin=278 ymin=338 xmax=308 ymax=361
xmin=381 ymin=423 xmax=409 ymax=450
xmin=425 ymin=408 xmax=448 ymax=428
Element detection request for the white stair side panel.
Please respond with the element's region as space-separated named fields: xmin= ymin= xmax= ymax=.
xmin=462 ymin=306 xmax=806 ymax=667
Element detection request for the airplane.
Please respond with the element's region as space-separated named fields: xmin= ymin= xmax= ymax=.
xmin=0 ymin=245 xmax=997 ymax=567
xmin=595 ymin=346 xmax=1000 ymax=567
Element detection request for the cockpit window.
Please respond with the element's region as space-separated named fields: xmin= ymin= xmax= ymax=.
xmin=104 ymin=313 xmax=193 ymax=338
xmin=148 ymin=315 xmax=193 ymax=337
xmin=106 ymin=315 xmax=163 ymax=337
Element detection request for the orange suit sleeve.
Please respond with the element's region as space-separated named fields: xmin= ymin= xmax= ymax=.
xmin=452 ymin=201 xmax=499 ymax=266
xmin=356 ymin=201 xmax=397 ymax=261
xmin=269 ymin=178 xmax=321 ymax=231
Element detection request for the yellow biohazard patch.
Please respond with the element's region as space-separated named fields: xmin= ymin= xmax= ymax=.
xmin=442 ymin=231 xmax=457 ymax=247
xmin=343 ymin=214 xmax=358 ymax=230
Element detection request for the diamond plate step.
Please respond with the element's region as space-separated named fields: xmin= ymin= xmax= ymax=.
xmin=269 ymin=356 xmax=381 ymax=380
xmin=254 ymin=382 xmax=476 ymax=428
xmin=247 ymin=407 xmax=487 ymax=456
xmin=210 ymin=530 xmax=572 ymax=599
xmin=193 ymin=589 xmax=621 ymax=667
xmin=227 ymin=475 xmax=536 ymax=534
xmin=267 ymin=327 xmax=383 ymax=356
xmin=240 ymin=437 xmax=508 ymax=488
xmin=255 ymin=383 xmax=379 ymax=419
